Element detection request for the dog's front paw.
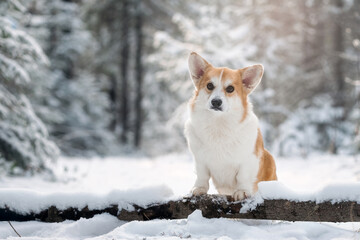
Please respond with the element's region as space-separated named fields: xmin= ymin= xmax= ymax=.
xmin=191 ymin=187 xmax=207 ymax=196
xmin=233 ymin=190 xmax=251 ymax=201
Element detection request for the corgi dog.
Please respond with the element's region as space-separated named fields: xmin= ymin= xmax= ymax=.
xmin=184 ymin=52 xmax=277 ymax=201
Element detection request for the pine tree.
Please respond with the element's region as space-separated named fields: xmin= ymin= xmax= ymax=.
xmin=84 ymin=0 xmax=149 ymax=150
xmin=0 ymin=0 xmax=59 ymax=174
xmin=25 ymin=0 xmax=117 ymax=156
xmin=273 ymin=0 xmax=359 ymax=156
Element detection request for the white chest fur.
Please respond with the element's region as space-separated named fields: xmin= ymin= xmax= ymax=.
xmin=185 ymin=106 xmax=260 ymax=197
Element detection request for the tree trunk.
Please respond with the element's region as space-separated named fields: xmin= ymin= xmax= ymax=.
xmin=1 ymin=195 xmax=360 ymax=223
xmin=119 ymin=0 xmax=130 ymax=143
xmin=109 ymin=73 xmax=117 ymax=131
xmin=332 ymin=0 xmax=344 ymax=154
xmin=48 ymin=7 xmax=57 ymax=57
xmin=333 ymin=0 xmax=344 ymax=105
xmin=134 ymin=0 xmax=143 ymax=148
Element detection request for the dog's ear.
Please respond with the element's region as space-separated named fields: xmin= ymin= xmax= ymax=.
xmin=240 ymin=64 xmax=264 ymax=94
xmin=188 ymin=52 xmax=210 ymax=89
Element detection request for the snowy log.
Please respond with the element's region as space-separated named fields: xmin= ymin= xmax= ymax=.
xmin=1 ymin=194 xmax=360 ymax=223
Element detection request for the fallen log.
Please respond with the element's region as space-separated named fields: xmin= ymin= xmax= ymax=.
xmin=1 ymin=195 xmax=359 ymax=222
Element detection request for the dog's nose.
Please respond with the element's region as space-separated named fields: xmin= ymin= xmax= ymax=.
xmin=211 ymin=98 xmax=222 ymax=108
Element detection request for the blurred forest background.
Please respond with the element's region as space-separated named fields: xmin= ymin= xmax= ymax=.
xmin=0 ymin=0 xmax=359 ymax=174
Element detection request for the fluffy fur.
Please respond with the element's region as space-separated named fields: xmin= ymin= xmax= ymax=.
xmin=185 ymin=52 xmax=277 ymax=200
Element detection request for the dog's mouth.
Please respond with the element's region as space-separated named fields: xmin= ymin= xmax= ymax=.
xmin=210 ymin=106 xmax=223 ymax=112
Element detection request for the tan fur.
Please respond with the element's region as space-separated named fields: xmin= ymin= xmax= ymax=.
xmin=253 ymin=129 xmax=278 ymax=192
xmin=190 ymin=65 xmax=249 ymax=121
xmin=235 ymin=69 xmax=248 ymax=122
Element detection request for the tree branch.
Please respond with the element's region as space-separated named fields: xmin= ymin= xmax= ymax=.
xmin=1 ymin=195 xmax=359 ymax=223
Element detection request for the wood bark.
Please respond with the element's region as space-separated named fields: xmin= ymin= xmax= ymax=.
xmin=1 ymin=195 xmax=359 ymax=223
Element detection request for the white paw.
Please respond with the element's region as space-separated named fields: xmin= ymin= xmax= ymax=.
xmin=233 ymin=190 xmax=251 ymax=201
xmin=191 ymin=187 xmax=207 ymax=196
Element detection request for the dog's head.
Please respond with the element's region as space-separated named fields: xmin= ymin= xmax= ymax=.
xmin=188 ymin=52 xmax=263 ymax=119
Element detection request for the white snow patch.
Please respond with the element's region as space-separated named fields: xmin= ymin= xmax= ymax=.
xmin=0 ymin=185 xmax=174 ymax=214
xmin=87 ymin=210 xmax=360 ymax=240
xmin=239 ymin=192 xmax=264 ymax=213
xmin=1 ymin=211 xmax=359 ymax=240
xmin=0 ymin=213 xmax=123 ymax=239
xmin=258 ymin=181 xmax=360 ymax=203
xmin=241 ymin=181 xmax=360 ymax=212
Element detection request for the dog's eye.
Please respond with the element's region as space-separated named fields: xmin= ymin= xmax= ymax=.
xmin=207 ymin=83 xmax=215 ymax=90
xmin=226 ymin=86 xmax=234 ymax=93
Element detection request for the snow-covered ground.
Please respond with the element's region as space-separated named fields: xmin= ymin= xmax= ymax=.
xmin=0 ymin=153 xmax=360 ymax=239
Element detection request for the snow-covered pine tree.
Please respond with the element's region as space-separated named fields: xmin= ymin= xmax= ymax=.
xmin=25 ymin=0 xmax=117 ymax=156
xmin=341 ymin=0 xmax=360 ymax=153
xmin=274 ymin=0 xmax=359 ymax=156
xmin=84 ymin=0 xmax=153 ymax=151
xmin=0 ymin=0 xmax=59 ymax=174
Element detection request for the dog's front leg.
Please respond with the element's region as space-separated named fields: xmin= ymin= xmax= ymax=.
xmin=191 ymin=163 xmax=210 ymax=195
xmin=233 ymin=167 xmax=256 ymax=201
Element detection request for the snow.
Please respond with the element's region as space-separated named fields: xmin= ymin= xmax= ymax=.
xmin=0 ymin=153 xmax=360 ymax=239
xmin=240 ymin=181 xmax=360 ymax=213
xmin=1 ymin=211 xmax=359 ymax=240
xmin=92 ymin=210 xmax=359 ymax=240
xmin=0 ymin=186 xmax=173 ymax=214
xmin=258 ymin=181 xmax=360 ymax=203
xmin=0 ymin=213 xmax=123 ymax=240
xmin=0 ymin=52 xmax=30 ymax=83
